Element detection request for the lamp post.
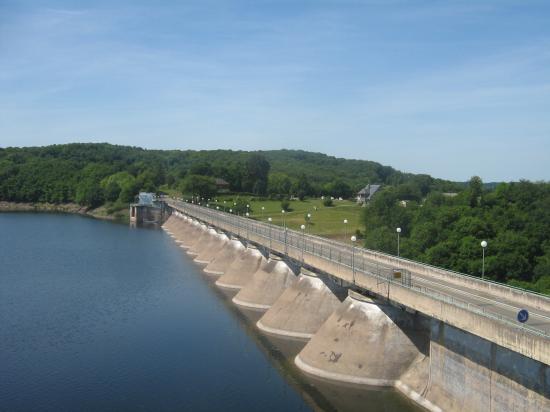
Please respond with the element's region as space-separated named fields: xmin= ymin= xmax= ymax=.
xmin=282 ymin=210 xmax=287 ymax=254
xmin=301 ymin=224 xmax=306 ymax=261
xmin=223 ymin=200 xmax=226 ymax=212
xmin=481 ymin=240 xmax=487 ymax=280
xmin=344 ymin=219 xmax=348 ymax=243
xmin=351 ymin=235 xmax=357 ymax=284
xmin=268 ymin=217 xmax=273 ymax=248
xmin=245 ymin=212 xmax=250 ymax=238
xmin=396 ymin=227 xmax=401 ymax=257
xmin=246 ymin=204 xmax=250 ymax=216
xmin=261 ymin=206 xmax=265 ymax=221
xmin=306 ymin=213 xmax=312 ymax=233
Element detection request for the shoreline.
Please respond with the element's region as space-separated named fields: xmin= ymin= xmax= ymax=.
xmin=0 ymin=201 xmax=128 ymax=222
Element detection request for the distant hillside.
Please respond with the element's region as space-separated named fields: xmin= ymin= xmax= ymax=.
xmin=0 ymin=143 xmax=461 ymax=207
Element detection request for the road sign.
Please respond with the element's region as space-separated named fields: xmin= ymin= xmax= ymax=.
xmin=517 ymin=309 xmax=529 ymax=323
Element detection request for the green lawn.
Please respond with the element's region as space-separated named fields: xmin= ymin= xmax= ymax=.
xmin=211 ymin=196 xmax=364 ymax=240
xmin=160 ymin=186 xmax=366 ymax=239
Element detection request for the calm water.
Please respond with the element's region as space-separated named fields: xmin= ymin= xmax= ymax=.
xmin=0 ymin=213 xmax=418 ymax=411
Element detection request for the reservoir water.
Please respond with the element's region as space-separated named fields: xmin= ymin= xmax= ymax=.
xmin=0 ymin=213 xmax=418 ymax=411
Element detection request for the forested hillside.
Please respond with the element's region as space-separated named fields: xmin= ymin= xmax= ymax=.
xmin=363 ymin=179 xmax=550 ymax=294
xmin=1 ymin=143 xmax=548 ymax=293
xmin=0 ymin=143 xmax=459 ymax=206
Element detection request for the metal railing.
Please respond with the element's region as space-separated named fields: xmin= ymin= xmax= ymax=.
xmin=167 ymin=199 xmax=550 ymax=339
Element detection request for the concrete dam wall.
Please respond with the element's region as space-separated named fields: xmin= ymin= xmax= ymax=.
xmin=161 ymin=214 xmax=550 ymax=412
xmin=232 ymin=255 xmax=296 ymax=311
xmin=257 ymin=269 xmax=346 ymax=340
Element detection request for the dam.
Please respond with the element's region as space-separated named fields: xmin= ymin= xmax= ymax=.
xmin=163 ymin=200 xmax=550 ymax=411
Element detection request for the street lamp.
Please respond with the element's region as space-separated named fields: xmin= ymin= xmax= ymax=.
xmin=246 ymin=204 xmax=250 ymax=216
xmin=306 ymin=213 xmax=312 ymax=233
xmin=396 ymin=227 xmax=402 ymax=257
xmin=246 ymin=212 xmax=250 ymax=237
xmin=282 ymin=210 xmax=287 ymax=254
xmin=344 ymin=219 xmax=348 ymax=243
xmin=261 ymin=206 xmax=265 ymax=220
xmin=481 ymin=240 xmax=487 ymax=280
xmin=268 ymin=217 xmax=273 ymax=248
xmin=351 ymin=235 xmax=357 ymax=284
xmin=223 ymin=200 xmax=227 ymax=212
xmin=301 ymin=224 xmax=306 ymax=261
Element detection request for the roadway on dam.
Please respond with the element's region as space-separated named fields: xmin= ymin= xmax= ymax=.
xmin=167 ymin=199 xmax=550 ymax=346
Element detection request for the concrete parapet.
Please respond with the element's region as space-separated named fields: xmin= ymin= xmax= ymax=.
xmin=360 ymin=249 xmax=550 ymax=313
xmin=295 ymin=290 xmax=429 ymax=387
xmin=232 ymin=255 xmax=296 ymax=311
xmin=194 ymin=232 xmax=228 ymax=264
xmin=256 ymin=269 xmax=345 ymax=340
xmin=215 ymin=246 xmax=264 ymax=290
xmin=203 ymin=238 xmax=244 ymax=276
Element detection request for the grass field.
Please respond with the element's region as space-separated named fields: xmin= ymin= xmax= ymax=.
xmin=160 ymin=186 xmax=366 ymax=240
xmin=212 ymin=196 xmax=364 ymax=240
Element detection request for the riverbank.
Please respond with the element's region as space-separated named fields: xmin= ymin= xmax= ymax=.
xmin=0 ymin=201 xmax=129 ymax=222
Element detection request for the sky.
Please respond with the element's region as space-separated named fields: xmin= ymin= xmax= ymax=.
xmin=0 ymin=0 xmax=549 ymax=182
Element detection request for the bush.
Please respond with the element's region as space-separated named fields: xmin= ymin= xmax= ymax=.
xmin=281 ymin=200 xmax=290 ymax=211
xmin=323 ymin=198 xmax=333 ymax=207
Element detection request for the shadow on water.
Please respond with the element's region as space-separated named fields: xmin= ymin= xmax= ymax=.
xmin=193 ymin=266 xmax=421 ymax=412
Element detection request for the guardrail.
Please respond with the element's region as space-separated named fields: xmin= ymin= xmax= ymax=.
xmin=168 ymin=199 xmax=550 ymax=339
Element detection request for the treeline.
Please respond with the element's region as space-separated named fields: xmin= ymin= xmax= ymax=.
xmin=362 ymin=178 xmax=550 ymax=294
xmin=0 ymin=143 xmax=459 ymax=206
xmin=1 ymin=143 xmax=548 ymax=292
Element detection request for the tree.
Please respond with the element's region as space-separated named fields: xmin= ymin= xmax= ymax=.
xmin=324 ymin=179 xmax=353 ymax=199
xmin=292 ymin=173 xmax=311 ymax=200
xmin=104 ymin=181 xmax=121 ymax=202
xmin=180 ymin=174 xmax=217 ymax=199
xmin=75 ymin=179 xmax=104 ymax=208
xmin=469 ymin=176 xmax=483 ymax=208
xmin=268 ymin=173 xmax=292 ymax=196
xmin=190 ymin=161 xmax=213 ymax=176
xmin=243 ymin=154 xmax=270 ymax=195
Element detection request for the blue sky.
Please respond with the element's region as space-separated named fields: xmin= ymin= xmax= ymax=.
xmin=1 ymin=0 xmax=549 ymax=181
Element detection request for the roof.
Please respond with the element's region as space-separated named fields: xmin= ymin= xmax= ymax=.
xmin=215 ymin=178 xmax=229 ymax=186
xmin=357 ymin=184 xmax=381 ymax=200
xmin=137 ymin=192 xmax=155 ymax=206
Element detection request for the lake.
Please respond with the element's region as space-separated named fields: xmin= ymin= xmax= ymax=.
xmin=0 ymin=213 xmax=417 ymax=411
